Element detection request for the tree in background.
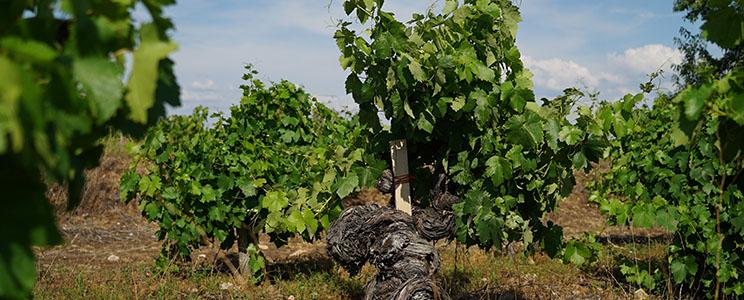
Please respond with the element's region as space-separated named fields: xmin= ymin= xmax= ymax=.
xmin=673 ymin=0 xmax=744 ymax=87
xmin=0 ymin=1 xmax=179 ymax=298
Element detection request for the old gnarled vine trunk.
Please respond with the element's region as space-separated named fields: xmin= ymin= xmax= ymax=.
xmin=327 ymin=173 xmax=457 ymax=299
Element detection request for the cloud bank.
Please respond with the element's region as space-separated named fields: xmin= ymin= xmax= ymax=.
xmin=525 ymin=44 xmax=683 ymax=100
xmin=163 ymin=1 xmax=687 ymax=115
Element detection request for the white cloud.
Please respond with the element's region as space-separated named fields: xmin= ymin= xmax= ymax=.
xmin=181 ymin=88 xmax=223 ymax=102
xmin=608 ymin=44 xmax=683 ymax=74
xmin=525 ymin=44 xmax=681 ymax=100
xmin=524 ymin=56 xmax=598 ymax=90
xmin=524 ymin=56 xmax=621 ymax=91
xmin=191 ymin=79 xmax=214 ymax=89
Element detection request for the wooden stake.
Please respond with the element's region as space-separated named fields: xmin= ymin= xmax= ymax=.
xmin=237 ymin=225 xmax=250 ymax=276
xmin=390 ymin=139 xmax=412 ymax=215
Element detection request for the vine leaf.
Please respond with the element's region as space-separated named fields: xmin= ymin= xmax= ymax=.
xmin=675 ymin=84 xmax=712 ymax=120
xmin=443 ymin=0 xmax=458 ymax=14
xmin=336 ymin=172 xmax=359 ymax=199
xmin=74 ymin=58 xmax=124 ymax=123
xmin=700 ymin=6 xmax=743 ymax=49
xmin=408 ymin=60 xmax=427 ymax=82
xmin=544 ymin=118 xmax=561 ymax=151
xmin=506 ymin=112 xmax=544 ymax=149
xmin=451 ymin=96 xmax=466 ymax=112
xmin=558 ymin=126 xmax=583 ymax=146
xmin=302 ymin=208 xmax=319 ymax=236
xmin=126 ymin=23 xmax=178 ymax=123
xmin=0 ymin=166 xmax=63 ymax=299
xmin=671 ymin=256 xmax=698 ymax=284
xmin=262 ymin=191 xmax=289 ymax=213
xmin=288 ymin=210 xmax=306 ymax=233
xmin=485 ymin=156 xmax=512 ymax=186
xmin=632 ymin=205 xmax=655 ymax=228
xmin=730 ymin=93 xmax=744 ymax=125
xmin=0 ymin=57 xmax=24 ymax=153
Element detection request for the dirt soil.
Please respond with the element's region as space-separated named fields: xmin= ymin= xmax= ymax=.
xmin=547 ymin=162 xmax=670 ymax=241
xmin=35 ymin=147 xmax=657 ymax=299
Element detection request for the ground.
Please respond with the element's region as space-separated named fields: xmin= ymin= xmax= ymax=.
xmin=34 ymin=139 xmax=670 ymax=299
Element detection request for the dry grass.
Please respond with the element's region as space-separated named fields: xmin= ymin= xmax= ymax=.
xmin=46 ymin=133 xmax=141 ymax=216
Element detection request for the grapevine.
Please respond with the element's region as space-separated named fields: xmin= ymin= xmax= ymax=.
xmin=336 ymin=0 xmax=603 ymax=251
xmin=585 ymin=1 xmax=744 ymax=297
xmin=121 ymin=66 xmax=385 ymax=281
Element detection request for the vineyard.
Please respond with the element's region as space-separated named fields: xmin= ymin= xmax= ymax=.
xmin=2 ymin=0 xmax=744 ymax=299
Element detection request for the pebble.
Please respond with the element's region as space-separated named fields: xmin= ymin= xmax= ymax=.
xmin=219 ymin=282 xmax=234 ymax=290
xmin=634 ymin=288 xmax=649 ymax=300
xmin=287 ymin=296 xmax=295 ymax=300
xmin=107 ymin=254 xmax=120 ymax=262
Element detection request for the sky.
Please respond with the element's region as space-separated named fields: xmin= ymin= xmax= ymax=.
xmin=159 ymin=0 xmax=693 ymax=115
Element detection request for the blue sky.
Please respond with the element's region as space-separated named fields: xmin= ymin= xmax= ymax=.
xmin=160 ymin=0 xmax=692 ymax=115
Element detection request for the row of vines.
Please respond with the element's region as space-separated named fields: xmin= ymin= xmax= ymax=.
xmin=584 ymin=1 xmax=744 ymax=298
xmin=108 ymin=0 xmax=744 ymax=298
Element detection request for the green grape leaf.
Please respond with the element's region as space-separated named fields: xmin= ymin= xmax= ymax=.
xmin=700 ymin=6 xmax=743 ymax=49
xmin=675 ymin=84 xmax=712 ymax=120
xmin=0 ymin=243 xmax=36 ymax=299
xmin=671 ymin=256 xmax=698 ymax=284
xmin=302 ymin=208 xmax=319 ymax=236
xmin=473 ymin=63 xmax=495 ymax=81
xmin=451 ymin=96 xmax=466 ymax=112
xmin=262 ymin=191 xmax=289 ymax=213
xmin=671 ymin=106 xmax=696 ymax=146
xmin=0 ymin=37 xmax=57 ymax=64
xmin=417 ymin=114 xmax=434 ymax=133
xmin=119 ymin=172 xmax=140 ymax=201
xmin=506 ymin=112 xmax=544 ymax=149
xmin=632 ymin=205 xmax=655 ymax=228
xmin=544 ymin=118 xmax=561 ymax=151
xmin=336 ymin=172 xmax=359 ymax=199
xmin=729 ymin=93 xmax=744 ymax=125
xmin=655 ymin=208 xmax=678 ymax=231
xmin=476 ymin=213 xmax=502 ymax=247
xmin=671 ymin=261 xmax=687 ymax=284
xmin=287 ymin=210 xmax=306 ymax=234
xmin=0 ymin=166 xmax=63 ymax=299
xmin=408 ymin=60 xmax=427 ymax=82
xmin=74 ymin=58 xmax=124 ymax=123
xmin=559 ymin=126 xmax=583 ymax=145
xmin=0 ymin=57 xmax=25 ymax=153
xmin=485 ymin=156 xmax=512 ymax=186
xmin=126 ymin=23 xmax=178 ymax=123
xmin=572 ymin=151 xmax=587 ymax=169
xmin=443 ymin=0 xmax=458 ymax=14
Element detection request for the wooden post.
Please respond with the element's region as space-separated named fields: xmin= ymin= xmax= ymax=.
xmin=390 ymin=139 xmax=412 ymax=215
xmin=237 ymin=225 xmax=250 ymax=275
